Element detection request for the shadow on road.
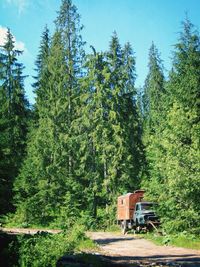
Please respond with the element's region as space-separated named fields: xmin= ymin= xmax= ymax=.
xmin=57 ymin=253 xmax=200 ymax=267
xmin=92 ymin=236 xmax=135 ymax=245
xmin=103 ymin=254 xmax=200 ymax=267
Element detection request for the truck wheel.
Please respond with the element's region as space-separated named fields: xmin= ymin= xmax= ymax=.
xmin=135 ymin=219 xmax=141 ymax=233
xmin=121 ymin=220 xmax=127 ymax=235
xmin=136 ymin=226 xmax=141 ymax=233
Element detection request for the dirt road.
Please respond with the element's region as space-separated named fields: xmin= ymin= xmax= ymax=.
xmin=87 ymin=232 xmax=200 ymax=266
xmin=1 ymin=227 xmax=61 ymax=235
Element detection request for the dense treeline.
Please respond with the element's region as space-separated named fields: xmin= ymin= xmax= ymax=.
xmin=143 ymin=18 xmax=200 ymax=233
xmin=0 ymin=0 xmax=199 ymax=234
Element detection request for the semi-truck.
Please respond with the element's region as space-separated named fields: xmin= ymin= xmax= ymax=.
xmin=117 ymin=190 xmax=160 ymax=234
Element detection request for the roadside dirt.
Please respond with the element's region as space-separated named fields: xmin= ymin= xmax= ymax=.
xmin=87 ymin=232 xmax=200 ymax=266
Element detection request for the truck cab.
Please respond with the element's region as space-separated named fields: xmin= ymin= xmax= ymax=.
xmin=133 ymin=202 xmax=158 ymax=226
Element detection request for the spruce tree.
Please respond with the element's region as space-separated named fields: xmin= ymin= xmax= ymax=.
xmin=155 ymin=18 xmax=200 ymax=233
xmin=75 ymin=34 xmax=141 ymax=222
xmin=143 ymin=42 xmax=165 ymax=127
xmin=33 ymin=25 xmax=51 ymax=118
xmin=72 ymin=48 xmax=110 ymax=218
xmin=121 ymin=42 xmax=142 ymax=188
xmin=14 ymin=31 xmax=69 ymax=225
xmin=14 ymin=0 xmax=85 ymax=226
xmin=106 ymin=33 xmax=141 ymax=196
xmin=0 ymin=29 xmax=28 ymax=214
xmin=142 ymin=43 xmax=165 ymax=186
xmin=55 ymin=0 xmax=85 ymax=180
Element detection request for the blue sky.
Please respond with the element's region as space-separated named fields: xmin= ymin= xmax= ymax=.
xmin=1 ymin=0 xmax=200 ymax=104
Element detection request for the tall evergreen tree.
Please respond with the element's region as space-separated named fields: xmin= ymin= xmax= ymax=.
xmin=14 ymin=0 xmax=85 ymax=226
xmin=33 ymin=25 xmax=51 ymax=118
xmin=106 ymin=33 xmax=141 ymax=195
xmin=75 ymin=34 xmax=142 ymax=223
xmin=76 ymin=50 xmax=112 ymax=218
xmin=141 ymin=43 xmax=165 ymax=184
xmin=0 ymin=29 xmax=28 ymax=214
xmin=121 ymin=42 xmax=142 ymax=188
xmin=154 ymin=18 xmax=200 ymax=233
xmin=55 ymin=0 xmax=85 ymax=180
xmin=142 ymin=19 xmax=200 ymax=234
xmin=143 ymin=42 xmax=165 ymax=127
xmin=14 ymin=31 xmax=69 ymax=225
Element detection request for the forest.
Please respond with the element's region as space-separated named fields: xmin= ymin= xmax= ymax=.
xmin=0 ymin=0 xmax=199 ymax=239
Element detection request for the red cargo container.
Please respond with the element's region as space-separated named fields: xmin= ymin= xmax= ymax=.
xmin=117 ymin=190 xmax=145 ymax=221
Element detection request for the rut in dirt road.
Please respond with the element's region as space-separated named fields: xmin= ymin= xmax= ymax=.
xmin=87 ymin=232 xmax=200 ymax=267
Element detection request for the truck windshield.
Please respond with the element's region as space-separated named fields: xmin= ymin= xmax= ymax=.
xmin=141 ymin=203 xmax=154 ymax=211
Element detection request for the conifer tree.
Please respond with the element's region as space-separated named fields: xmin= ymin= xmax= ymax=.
xmin=70 ymin=48 xmax=110 ymax=219
xmin=55 ymin=0 xmax=85 ymax=179
xmin=121 ymin=42 xmax=142 ymax=188
xmin=106 ymin=33 xmax=141 ymax=196
xmin=14 ymin=31 xmax=69 ymax=224
xmin=14 ymin=0 xmax=85 ymax=226
xmin=76 ymin=34 xmax=141 ymax=221
xmin=154 ymin=18 xmax=200 ymax=233
xmin=0 ymin=29 xmax=28 ymax=214
xmin=143 ymin=42 xmax=165 ymax=127
xmin=141 ymin=43 xmax=165 ymax=185
xmin=33 ymin=25 xmax=51 ymax=118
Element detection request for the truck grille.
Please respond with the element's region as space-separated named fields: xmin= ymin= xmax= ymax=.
xmin=144 ymin=214 xmax=158 ymax=222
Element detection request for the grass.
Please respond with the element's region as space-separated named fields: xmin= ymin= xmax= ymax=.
xmin=76 ymin=237 xmax=99 ymax=252
xmin=143 ymin=232 xmax=200 ymax=250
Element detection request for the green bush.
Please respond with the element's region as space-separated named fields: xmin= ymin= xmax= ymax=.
xmin=18 ymin=232 xmax=71 ymax=267
xmin=18 ymin=224 xmax=94 ymax=267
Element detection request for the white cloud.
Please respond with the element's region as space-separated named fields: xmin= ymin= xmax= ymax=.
xmin=0 ymin=27 xmax=7 ymax=46
xmin=0 ymin=26 xmax=26 ymax=51
xmin=6 ymin=0 xmax=28 ymax=15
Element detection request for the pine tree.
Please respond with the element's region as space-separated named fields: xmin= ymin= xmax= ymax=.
xmin=0 ymin=29 xmax=28 ymax=214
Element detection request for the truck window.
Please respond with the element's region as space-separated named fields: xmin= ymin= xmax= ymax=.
xmin=136 ymin=204 xmax=139 ymax=211
xmin=141 ymin=203 xmax=154 ymax=211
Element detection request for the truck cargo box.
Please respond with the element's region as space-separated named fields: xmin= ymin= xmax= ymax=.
xmin=117 ymin=190 xmax=145 ymax=221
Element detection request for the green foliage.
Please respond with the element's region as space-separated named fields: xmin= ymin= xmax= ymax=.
xmin=145 ymin=232 xmax=200 ymax=250
xmin=0 ymin=231 xmax=20 ymax=267
xmin=1 ymin=0 xmax=199 ymax=242
xmin=74 ymin=33 xmax=142 ymax=223
xmin=0 ymin=28 xmax=29 ymax=215
xmin=14 ymin=0 xmax=86 ymax=226
xmin=142 ymin=18 xmax=200 ymax=234
xmin=18 ymin=226 xmax=96 ymax=267
xmin=0 ymin=224 xmax=97 ymax=267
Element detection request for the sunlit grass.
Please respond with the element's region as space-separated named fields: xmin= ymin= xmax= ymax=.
xmin=143 ymin=232 xmax=200 ymax=250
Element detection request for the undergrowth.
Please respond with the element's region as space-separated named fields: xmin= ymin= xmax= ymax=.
xmin=143 ymin=231 xmax=200 ymax=250
xmin=0 ymin=224 xmax=98 ymax=267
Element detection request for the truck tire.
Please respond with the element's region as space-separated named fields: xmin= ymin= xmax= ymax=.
xmin=121 ymin=220 xmax=127 ymax=235
xmin=135 ymin=219 xmax=141 ymax=233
